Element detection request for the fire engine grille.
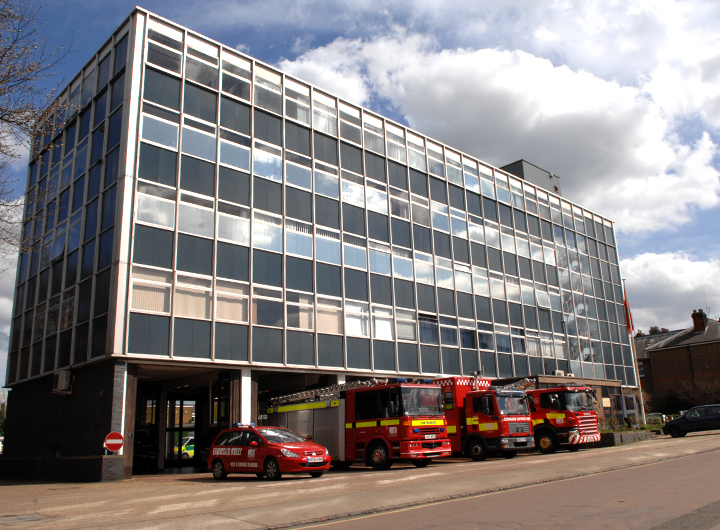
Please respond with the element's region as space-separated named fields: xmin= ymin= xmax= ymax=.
xmin=508 ymin=422 xmax=530 ymax=434
xmin=418 ymin=427 xmax=441 ymax=435
xmin=578 ymin=417 xmax=599 ymax=435
xmin=422 ymin=442 xmax=442 ymax=449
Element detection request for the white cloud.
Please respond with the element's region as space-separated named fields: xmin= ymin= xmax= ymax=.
xmin=621 ymin=252 xmax=720 ymax=332
xmin=279 ymin=33 xmax=720 ymax=235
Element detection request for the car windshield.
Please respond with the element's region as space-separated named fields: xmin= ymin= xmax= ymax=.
xmin=562 ymin=391 xmax=595 ymax=412
xmin=496 ymin=396 xmax=529 ymax=416
xmin=401 ymin=387 xmax=443 ymax=416
xmin=257 ymin=428 xmax=308 ymax=443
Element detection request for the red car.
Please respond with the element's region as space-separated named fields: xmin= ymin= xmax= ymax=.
xmin=208 ymin=424 xmax=331 ymax=480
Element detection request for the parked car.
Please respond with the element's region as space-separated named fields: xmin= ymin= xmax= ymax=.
xmin=646 ymin=413 xmax=667 ymax=424
xmin=662 ymin=405 xmax=720 ymax=437
xmin=208 ymin=424 xmax=331 ymax=480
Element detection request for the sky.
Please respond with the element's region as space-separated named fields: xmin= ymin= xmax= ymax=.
xmin=3 ymin=0 xmax=720 ymax=383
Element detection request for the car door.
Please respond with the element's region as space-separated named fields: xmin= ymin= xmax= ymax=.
xmin=245 ymin=431 xmax=265 ymax=472
xmin=683 ymin=407 xmax=708 ymax=433
xmin=707 ymin=405 xmax=720 ymax=430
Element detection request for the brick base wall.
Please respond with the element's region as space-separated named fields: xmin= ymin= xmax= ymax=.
xmin=0 ymin=359 xmax=128 ymax=482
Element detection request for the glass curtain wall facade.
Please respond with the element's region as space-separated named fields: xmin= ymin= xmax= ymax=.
xmin=5 ymin=9 xmax=637 ymax=387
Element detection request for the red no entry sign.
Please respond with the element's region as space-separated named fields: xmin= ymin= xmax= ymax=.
xmin=105 ymin=432 xmax=124 ymax=452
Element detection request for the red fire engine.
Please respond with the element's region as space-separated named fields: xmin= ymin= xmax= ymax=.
xmin=436 ymin=375 xmax=534 ymax=460
xmin=527 ymin=384 xmax=600 ymax=453
xmin=267 ymin=379 xmax=452 ymax=470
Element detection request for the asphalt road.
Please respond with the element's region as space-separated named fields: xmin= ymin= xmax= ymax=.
xmin=0 ymin=432 xmax=719 ymax=529
xmin=303 ymin=442 xmax=720 ymax=530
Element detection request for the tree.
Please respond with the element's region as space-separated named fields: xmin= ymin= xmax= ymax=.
xmin=0 ymin=0 xmax=70 ymax=273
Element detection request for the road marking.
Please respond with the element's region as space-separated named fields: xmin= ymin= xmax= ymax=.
xmin=148 ymin=499 xmax=220 ymax=515
xmin=376 ymin=472 xmax=443 ymax=485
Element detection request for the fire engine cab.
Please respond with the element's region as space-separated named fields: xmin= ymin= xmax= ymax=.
xmin=527 ymin=384 xmax=600 ymax=453
xmin=437 ymin=375 xmax=534 ymax=461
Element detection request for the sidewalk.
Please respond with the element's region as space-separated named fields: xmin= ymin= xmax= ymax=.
xmin=0 ymin=432 xmax=718 ymax=529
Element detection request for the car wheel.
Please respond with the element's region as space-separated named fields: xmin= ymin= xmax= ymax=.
xmin=309 ymin=471 xmax=324 ymax=478
xmin=536 ymin=432 xmax=558 ymax=454
xmin=181 ymin=452 xmax=190 ymax=460
xmin=466 ymin=439 xmax=488 ymax=462
xmin=263 ymin=456 xmax=282 ymax=480
xmin=212 ymin=459 xmax=227 ymax=480
xmin=264 ymin=457 xmax=283 ymax=481
xmin=368 ymin=442 xmax=392 ymax=470
xmin=502 ymin=451 xmax=517 ymax=459
xmin=668 ymin=426 xmax=683 ymax=438
xmin=412 ymin=459 xmax=431 ymax=468
xmin=567 ymin=445 xmax=580 ymax=452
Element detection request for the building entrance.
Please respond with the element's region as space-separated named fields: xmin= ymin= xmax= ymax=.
xmin=164 ymin=395 xmax=200 ymax=468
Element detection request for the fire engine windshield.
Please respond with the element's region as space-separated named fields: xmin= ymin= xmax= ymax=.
xmin=561 ymin=392 xmax=595 ymax=412
xmin=496 ymin=396 xmax=529 ymax=416
xmin=257 ymin=428 xmax=308 ymax=443
xmin=402 ymin=387 xmax=443 ymax=416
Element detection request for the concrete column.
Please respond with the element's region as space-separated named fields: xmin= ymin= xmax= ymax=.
xmin=336 ymin=374 xmax=346 ymax=385
xmin=123 ymin=364 xmax=138 ymax=479
xmin=241 ymin=368 xmax=252 ymax=424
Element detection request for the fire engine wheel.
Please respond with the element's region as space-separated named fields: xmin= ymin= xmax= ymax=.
xmin=368 ymin=442 xmax=392 ymax=470
xmin=212 ymin=459 xmax=227 ymax=480
xmin=309 ymin=471 xmax=325 ymax=478
xmin=466 ymin=439 xmax=488 ymax=461
xmin=536 ymin=432 xmax=558 ymax=454
xmin=411 ymin=459 xmax=431 ymax=468
xmin=264 ymin=457 xmax=283 ymax=481
xmin=567 ymin=445 xmax=581 ymax=452
xmin=502 ymin=451 xmax=517 ymax=459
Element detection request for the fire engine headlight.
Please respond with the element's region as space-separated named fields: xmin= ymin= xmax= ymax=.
xmin=281 ymin=448 xmax=300 ymax=458
xmin=569 ymin=429 xmax=580 ymax=435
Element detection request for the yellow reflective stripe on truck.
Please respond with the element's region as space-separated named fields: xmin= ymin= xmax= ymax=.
xmin=477 ymin=422 xmax=498 ymax=431
xmin=355 ymin=421 xmax=377 ymax=428
xmin=466 ymin=417 xmax=478 ymax=425
xmin=546 ymin=413 xmax=566 ymax=419
xmin=268 ymin=400 xmax=340 ymax=414
xmin=380 ymin=419 xmax=400 ymax=426
xmin=447 ymin=425 xmax=457 ymax=434
xmin=411 ymin=419 xmax=444 ymax=426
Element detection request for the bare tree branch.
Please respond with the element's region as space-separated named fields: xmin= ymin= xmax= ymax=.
xmin=0 ymin=0 xmax=72 ymax=274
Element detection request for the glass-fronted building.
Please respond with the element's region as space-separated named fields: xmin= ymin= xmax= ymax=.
xmin=2 ymin=8 xmax=637 ymax=480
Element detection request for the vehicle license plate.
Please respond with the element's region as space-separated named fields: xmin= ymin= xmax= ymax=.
xmin=425 ymin=434 xmax=436 ymax=439
xmin=308 ymin=457 xmax=324 ymax=463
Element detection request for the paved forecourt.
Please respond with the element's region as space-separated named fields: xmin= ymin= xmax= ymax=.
xmin=1 ymin=431 xmax=719 ymax=529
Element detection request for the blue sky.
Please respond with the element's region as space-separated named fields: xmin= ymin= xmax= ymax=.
xmin=3 ymin=0 xmax=720 ymax=384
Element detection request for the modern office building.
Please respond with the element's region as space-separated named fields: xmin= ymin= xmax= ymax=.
xmin=1 ymin=8 xmax=637 ymax=480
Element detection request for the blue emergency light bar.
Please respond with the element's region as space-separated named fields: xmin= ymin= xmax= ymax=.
xmin=233 ymin=422 xmax=256 ymax=428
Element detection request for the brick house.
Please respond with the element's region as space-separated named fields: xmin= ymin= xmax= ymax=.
xmin=639 ymin=310 xmax=720 ymax=413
